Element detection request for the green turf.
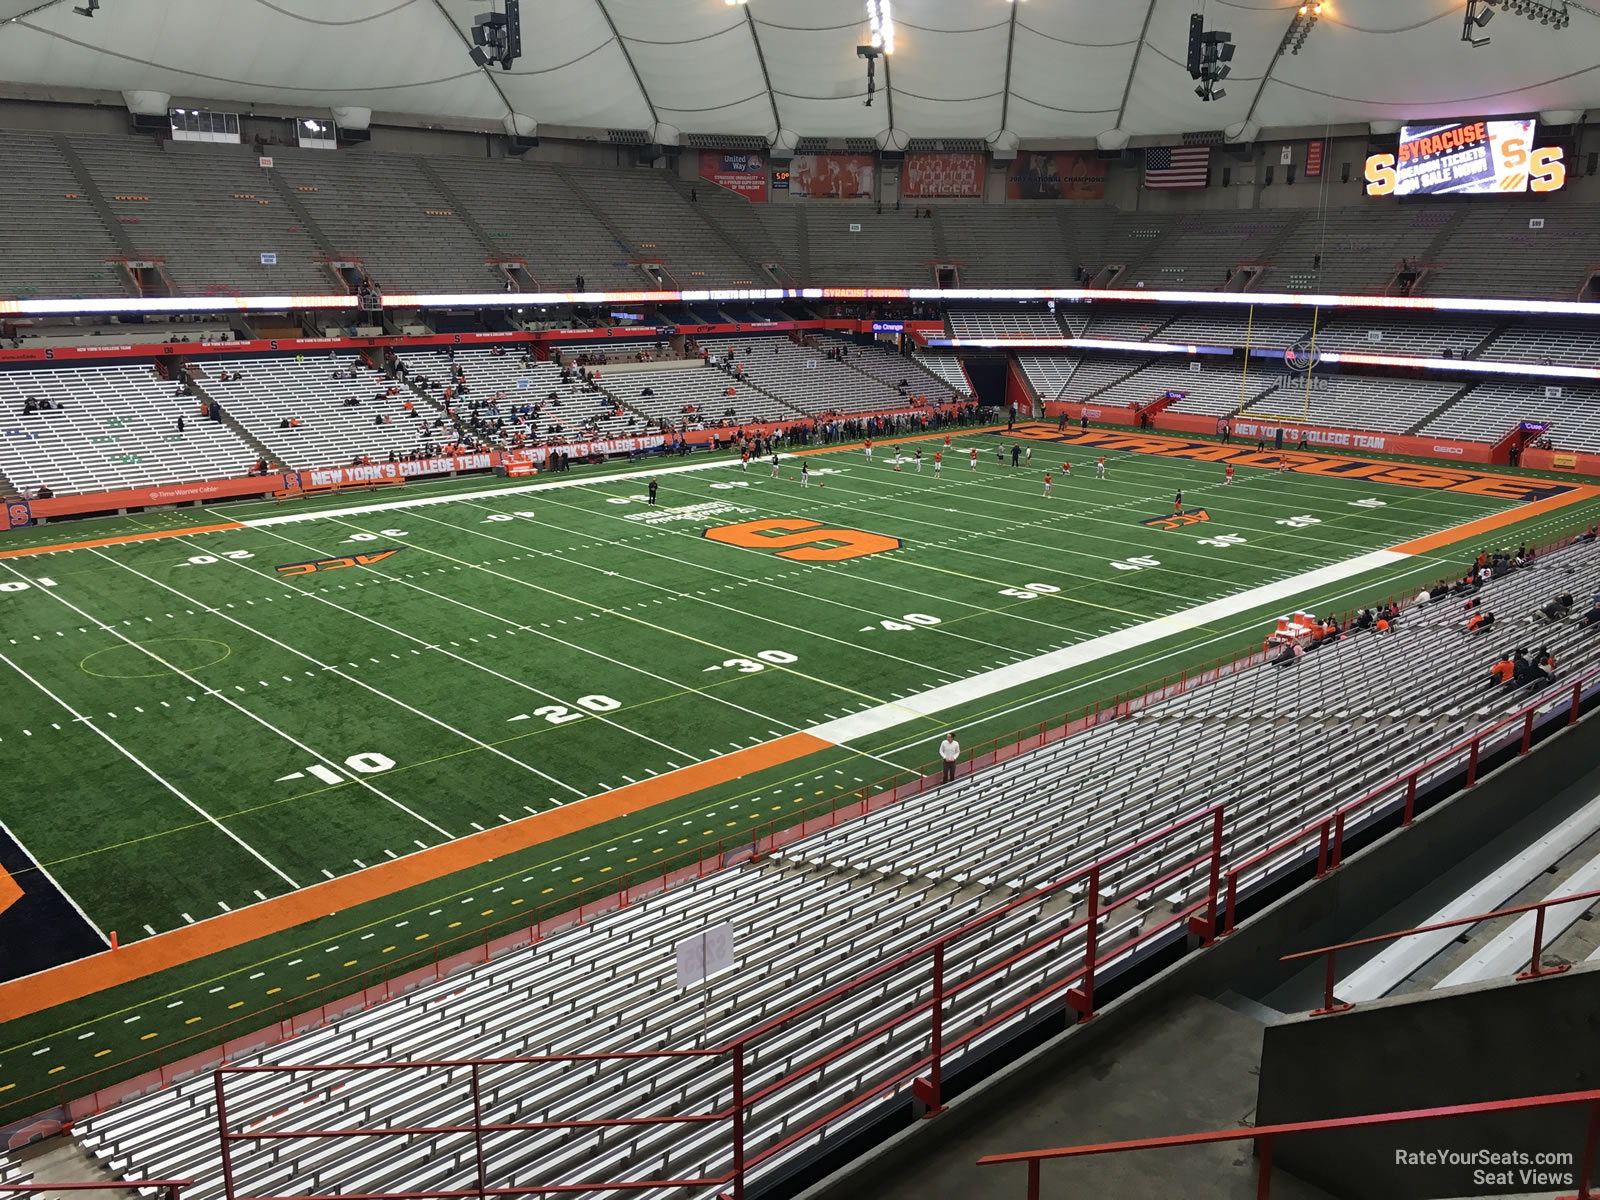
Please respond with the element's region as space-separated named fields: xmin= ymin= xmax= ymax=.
xmin=2 ymin=426 xmax=1597 ymax=1119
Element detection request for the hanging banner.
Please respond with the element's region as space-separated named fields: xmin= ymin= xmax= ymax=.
xmin=1305 ymin=139 xmax=1324 ymax=177
xmin=1005 ymin=152 xmax=1108 ymax=201
xmin=697 ymin=151 xmax=768 ymax=201
xmin=300 ymin=454 xmax=495 ymax=488
xmin=902 ymin=151 xmax=984 ymax=198
xmin=789 ymin=154 xmax=875 ymax=199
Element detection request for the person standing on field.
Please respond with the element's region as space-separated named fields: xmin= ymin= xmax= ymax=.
xmin=939 ymin=731 xmax=960 ymax=783
xmin=647 ymin=478 xmax=658 ymax=505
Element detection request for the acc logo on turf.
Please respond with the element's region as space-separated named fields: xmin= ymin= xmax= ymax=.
xmin=1142 ymin=509 xmax=1209 ymax=531
xmin=703 ymin=518 xmax=899 ymax=562
xmin=276 ymin=548 xmax=404 ymax=576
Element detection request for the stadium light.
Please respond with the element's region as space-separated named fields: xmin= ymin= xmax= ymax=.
xmin=1502 ymin=0 xmax=1570 ymax=28
xmin=72 ymin=0 xmax=98 ymax=14
xmin=1284 ymin=1 xmax=1323 ymax=54
xmin=865 ymin=0 xmax=894 ymax=54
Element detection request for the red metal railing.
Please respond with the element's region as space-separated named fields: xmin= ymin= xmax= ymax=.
xmin=1221 ymin=661 xmax=1600 ymax=936
xmin=975 ymin=1087 xmax=1600 ymax=1200
xmin=210 ymin=807 xmax=1227 ymax=1200
xmin=0 ymin=1187 xmax=192 ymax=1199
xmin=1283 ymin=882 xmax=1600 ymax=1016
xmin=216 ymin=1052 xmax=730 ymax=1199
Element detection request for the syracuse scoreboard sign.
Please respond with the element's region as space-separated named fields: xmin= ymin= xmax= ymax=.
xmin=1364 ymin=118 xmax=1565 ymax=197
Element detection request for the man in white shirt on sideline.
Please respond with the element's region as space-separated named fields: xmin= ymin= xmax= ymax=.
xmin=939 ymin=731 xmax=961 ymax=783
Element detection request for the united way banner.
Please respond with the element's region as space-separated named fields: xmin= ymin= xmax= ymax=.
xmin=902 ymin=151 xmax=984 ymax=198
xmin=790 ymin=154 xmax=875 ymax=199
xmin=1005 ymin=151 xmax=1108 ymax=201
xmin=698 ymin=151 xmax=768 ymax=201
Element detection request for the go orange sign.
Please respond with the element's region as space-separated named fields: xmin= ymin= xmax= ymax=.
xmin=703 ymin=518 xmax=900 ymax=563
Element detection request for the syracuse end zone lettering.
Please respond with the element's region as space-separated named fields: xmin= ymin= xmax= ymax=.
xmin=277 ymin=549 xmax=403 ymax=576
xmin=1032 ymin=426 xmax=1581 ymax=503
xmin=704 ymin=518 xmax=899 ymax=562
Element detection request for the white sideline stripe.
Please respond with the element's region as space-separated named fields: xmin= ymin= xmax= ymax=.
xmin=807 ymin=548 xmax=1411 ymax=745
xmin=238 ymin=458 xmax=751 ymax=528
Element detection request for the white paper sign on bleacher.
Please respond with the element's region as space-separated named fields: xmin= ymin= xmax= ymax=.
xmin=1367 ymin=329 xmax=1382 ymax=343
xmin=805 ymin=359 xmax=818 ymax=370
xmin=259 ymin=156 xmax=274 ymax=168
xmin=849 ymin=223 xmax=862 ymax=233
xmin=675 ymin=922 xmax=736 ymax=988
xmin=1546 ymin=385 xmax=1563 ymax=399
xmin=259 ymin=252 xmax=277 ymax=266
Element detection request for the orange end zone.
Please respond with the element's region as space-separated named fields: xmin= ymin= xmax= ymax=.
xmin=0 ymin=867 xmax=21 ymax=919
xmin=0 ymin=730 xmax=833 ymax=1023
xmin=0 ymin=522 xmax=246 ymax=560
xmin=1390 ymin=484 xmax=1600 ymax=555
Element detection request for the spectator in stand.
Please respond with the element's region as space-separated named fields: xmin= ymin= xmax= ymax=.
xmin=1533 ymin=647 xmax=1556 ymax=685
xmin=176 ymin=414 xmax=185 ymax=433
xmin=1540 ymin=592 xmax=1576 ymax=622
xmin=1466 ymin=610 xmax=1496 ymax=635
xmin=1487 ymin=651 xmax=1515 ymax=688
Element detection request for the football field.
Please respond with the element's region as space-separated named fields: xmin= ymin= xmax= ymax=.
xmin=0 ymin=422 xmax=1596 ymax=1115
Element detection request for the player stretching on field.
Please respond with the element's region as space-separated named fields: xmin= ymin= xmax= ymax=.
xmin=1062 ymin=460 xmax=1071 ymax=478
xmin=1043 ymin=471 xmax=1053 ymax=498
xmin=933 ymin=450 xmax=942 ymax=476
xmin=1096 ymin=455 xmax=1106 ymax=480
xmin=1224 ymin=463 xmax=1235 ymax=486
xmin=740 ymin=447 xmax=749 ymax=472
xmin=864 ymin=437 xmax=873 ymax=462
xmin=969 ymin=446 xmax=978 ymax=471
xmin=800 ymin=462 xmax=810 ymax=487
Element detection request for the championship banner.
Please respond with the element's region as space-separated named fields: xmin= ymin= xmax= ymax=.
xmin=902 ymin=151 xmax=984 ymax=198
xmin=1305 ymin=139 xmax=1324 ymax=178
xmin=302 ymin=453 xmax=494 ymax=488
xmin=698 ymin=151 xmax=767 ymax=201
xmin=789 ymin=154 xmax=875 ymax=199
xmin=1005 ymin=152 xmax=1108 ymax=201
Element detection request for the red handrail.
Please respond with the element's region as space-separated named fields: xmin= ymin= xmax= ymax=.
xmin=210 ymin=806 xmax=1228 ymax=1200
xmin=1283 ymin=882 xmax=1600 ymax=1015
xmin=976 ymin=1088 xmax=1600 ymax=1200
xmin=1222 ymin=661 xmax=1600 ymax=935
xmin=0 ymin=1188 xmax=192 ymax=1198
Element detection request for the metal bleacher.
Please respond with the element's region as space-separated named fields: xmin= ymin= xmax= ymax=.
xmin=70 ymin=136 xmax=330 ymax=296
xmin=1422 ymin=379 xmax=1600 ymax=453
xmin=947 ymin=307 xmax=1061 ymax=339
xmin=0 ymin=131 xmax=126 ymax=300
xmin=201 ymin=355 xmax=444 ymax=469
xmin=66 ymin=538 xmax=1600 ymax=1200
xmin=693 ymin=334 xmax=903 ymax=416
xmin=0 ymin=364 xmax=256 ymax=495
xmin=394 ymin=347 xmax=639 ymax=442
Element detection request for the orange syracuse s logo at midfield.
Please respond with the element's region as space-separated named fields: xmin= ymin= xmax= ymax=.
xmin=276 ymin=549 xmax=404 ymax=576
xmin=703 ymin=518 xmax=900 ymax=563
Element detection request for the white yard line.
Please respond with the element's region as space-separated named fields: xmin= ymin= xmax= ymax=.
xmin=80 ymin=550 xmax=584 ymax=804
xmin=0 ymin=648 xmax=299 ymax=895
xmin=185 ymin=527 xmax=700 ymax=766
xmin=807 ymin=547 xmax=1412 ymax=745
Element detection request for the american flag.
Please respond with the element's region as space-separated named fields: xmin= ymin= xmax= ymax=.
xmin=1143 ymin=145 xmax=1211 ymax=189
